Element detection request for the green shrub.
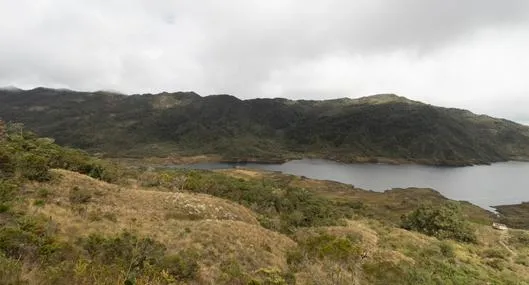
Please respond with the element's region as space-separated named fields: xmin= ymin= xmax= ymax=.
xmin=0 ymin=180 xmax=17 ymax=203
xmin=300 ymin=232 xmax=363 ymax=262
xmin=0 ymin=216 xmax=63 ymax=263
xmin=15 ymin=153 xmax=51 ymax=181
xmin=80 ymin=231 xmax=166 ymax=269
xmin=0 ymin=180 xmax=17 ymax=212
xmin=509 ymin=231 xmax=529 ymax=248
xmin=286 ymin=249 xmax=304 ymax=268
xmin=439 ymin=241 xmax=455 ymax=258
xmin=0 ymin=226 xmax=35 ymax=258
xmin=162 ymin=250 xmax=199 ymax=280
xmin=220 ymin=259 xmax=248 ymax=284
xmin=0 ymin=124 xmax=120 ymax=184
xmin=252 ymin=267 xmax=294 ymax=285
xmin=481 ymin=248 xmax=510 ymax=260
xmin=401 ymin=202 xmax=477 ymax=243
xmin=176 ymin=170 xmax=356 ymax=233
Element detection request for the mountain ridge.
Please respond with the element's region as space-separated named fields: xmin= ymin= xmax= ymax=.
xmin=1 ymin=87 xmax=529 ymax=166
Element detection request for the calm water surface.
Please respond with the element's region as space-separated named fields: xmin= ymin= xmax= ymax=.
xmin=172 ymin=159 xmax=529 ymax=210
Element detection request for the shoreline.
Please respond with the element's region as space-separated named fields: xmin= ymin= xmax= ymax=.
xmin=111 ymin=153 xmax=529 ymax=168
xmin=116 ymin=155 xmax=529 ymax=167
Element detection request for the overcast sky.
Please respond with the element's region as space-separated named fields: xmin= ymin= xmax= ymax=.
xmin=1 ymin=0 xmax=529 ymax=123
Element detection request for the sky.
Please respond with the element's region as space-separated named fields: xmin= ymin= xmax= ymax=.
xmin=1 ymin=0 xmax=529 ymax=124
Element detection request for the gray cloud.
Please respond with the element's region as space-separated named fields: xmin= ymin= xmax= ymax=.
xmin=0 ymin=0 xmax=528 ymax=123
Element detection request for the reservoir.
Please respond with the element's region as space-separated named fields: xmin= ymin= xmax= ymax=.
xmin=171 ymin=159 xmax=529 ymax=211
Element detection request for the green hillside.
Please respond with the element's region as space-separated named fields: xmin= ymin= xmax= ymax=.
xmin=2 ymin=88 xmax=529 ymax=165
xmin=2 ymin=121 xmax=529 ymax=284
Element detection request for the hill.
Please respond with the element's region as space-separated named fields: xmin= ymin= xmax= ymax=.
xmin=2 ymin=87 xmax=529 ymax=165
xmin=2 ymin=124 xmax=529 ymax=284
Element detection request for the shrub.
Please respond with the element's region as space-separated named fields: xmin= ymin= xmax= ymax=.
xmin=0 ymin=180 xmax=17 ymax=203
xmin=0 ymin=253 xmax=23 ymax=284
xmin=509 ymin=231 xmax=529 ymax=248
xmin=69 ymin=187 xmax=92 ymax=204
xmin=162 ymin=250 xmax=199 ymax=280
xmin=0 ymin=227 xmax=35 ymax=258
xmin=439 ymin=241 xmax=455 ymax=258
xmin=80 ymin=231 xmax=167 ymax=282
xmin=178 ymin=170 xmax=356 ymax=233
xmin=0 ymin=216 xmax=63 ymax=263
xmin=401 ymin=202 xmax=477 ymax=243
xmin=37 ymin=188 xmax=50 ymax=198
xmin=15 ymin=153 xmax=51 ymax=181
xmin=0 ymin=180 xmax=17 ymax=212
xmin=481 ymin=248 xmax=510 ymax=260
xmin=300 ymin=232 xmax=363 ymax=262
xmin=1 ymin=124 xmax=120 ymax=184
xmin=220 ymin=259 xmax=248 ymax=284
xmin=251 ymin=267 xmax=294 ymax=285
xmin=485 ymin=258 xmax=507 ymax=270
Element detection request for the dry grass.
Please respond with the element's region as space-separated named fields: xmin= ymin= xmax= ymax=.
xmin=24 ymin=169 xmax=296 ymax=283
xmin=19 ymin=168 xmax=529 ymax=284
xmin=292 ymin=216 xmax=529 ymax=283
xmin=217 ymin=168 xmax=265 ymax=180
xmin=38 ymin=169 xmax=259 ymax=225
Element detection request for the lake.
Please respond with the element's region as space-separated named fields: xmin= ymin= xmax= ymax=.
xmin=171 ymin=159 xmax=529 ymax=211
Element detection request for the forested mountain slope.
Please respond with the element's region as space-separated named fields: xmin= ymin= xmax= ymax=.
xmin=1 ymin=87 xmax=529 ymax=165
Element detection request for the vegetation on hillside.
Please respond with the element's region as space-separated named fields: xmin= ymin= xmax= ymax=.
xmin=2 ymin=88 xmax=529 ymax=165
xmin=0 ymin=123 xmax=201 ymax=284
xmin=401 ymin=202 xmax=477 ymax=243
xmin=2 ymin=120 xmax=529 ymax=284
xmin=494 ymin=202 xmax=529 ymax=230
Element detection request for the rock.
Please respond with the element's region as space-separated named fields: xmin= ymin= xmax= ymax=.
xmin=492 ymin=222 xmax=508 ymax=231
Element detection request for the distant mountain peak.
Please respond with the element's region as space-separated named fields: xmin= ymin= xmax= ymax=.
xmin=2 ymin=86 xmax=529 ymax=165
xmin=0 ymin=85 xmax=23 ymax=92
xmin=353 ymin=94 xmax=422 ymax=105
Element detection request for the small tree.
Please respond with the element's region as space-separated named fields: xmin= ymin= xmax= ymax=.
xmin=401 ymin=202 xmax=477 ymax=243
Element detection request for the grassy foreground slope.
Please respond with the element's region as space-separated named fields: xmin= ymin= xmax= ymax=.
xmin=2 ymin=87 xmax=529 ymax=165
xmin=2 ymin=122 xmax=529 ymax=284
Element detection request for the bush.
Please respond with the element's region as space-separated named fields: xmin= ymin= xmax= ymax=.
xmin=0 ymin=253 xmax=23 ymax=284
xmin=0 ymin=180 xmax=18 ymax=212
xmin=0 ymin=216 xmax=64 ymax=263
xmin=439 ymin=241 xmax=455 ymax=258
xmin=485 ymin=258 xmax=507 ymax=270
xmin=37 ymin=188 xmax=50 ymax=198
xmin=509 ymin=231 xmax=529 ymax=248
xmin=80 ymin=232 xmax=166 ymax=267
xmin=1 ymin=124 xmax=120 ymax=184
xmin=401 ymin=202 xmax=477 ymax=243
xmin=177 ymin=170 xmax=356 ymax=233
xmin=300 ymin=232 xmax=363 ymax=262
xmin=15 ymin=153 xmax=51 ymax=181
xmin=481 ymin=248 xmax=510 ymax=260
xmin=162 ymin=250 xmax=199 ymax=280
